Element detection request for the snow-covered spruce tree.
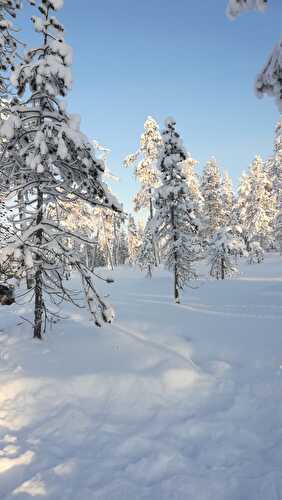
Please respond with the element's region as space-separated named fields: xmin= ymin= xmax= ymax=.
xmin=127 ymin=214 xmax=141 ymax=265
xmin=209 ymin=228 xmax=243 ymax=280
xmin=0 ymin=0 xmax=120 ymax=339
xmin=201 ymin=158 xmax=224 ymax=241
xmin=155 ymin=117 xmax=202 ymax=304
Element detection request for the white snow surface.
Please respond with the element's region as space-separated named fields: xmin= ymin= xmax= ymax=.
xmin=1 ymin=254 xmax=282 ymax=499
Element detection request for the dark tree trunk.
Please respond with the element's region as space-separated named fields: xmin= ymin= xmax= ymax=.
xmin=171 ymin=206 xmax=180 ymax=304
xmin=244 ymin=235 xmax=250 ymax=252
xmin=33 ymin=188 xmax=44 ymax=340
xmin=34 ymin=268 xmax=43 ymax=339
xmin=221 ymin=256 xmax=225 ymax=280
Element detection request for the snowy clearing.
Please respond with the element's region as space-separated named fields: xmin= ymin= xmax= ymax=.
xmin=1 ymin=254 xmax=282 ymax=500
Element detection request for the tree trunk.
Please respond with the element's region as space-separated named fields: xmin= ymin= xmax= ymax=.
xmin=34 ymin=268 xmax=43 ymax=339
xmin=174 ymin=264 xmax=180 ymax=304
xmin=33 ymin=188 xmax=44 ymax=340
xmin=244 ymin=235 xmax=250 ymax=252
xmin=221 ymin=256 xmax=225 ymax=280
xmin=113 ymin=219 xmax=119 ymax=267
xmin=92 ymin=229 xmax=100 ymax=269
xmin=149 ymin=193 xmax=159 ymax=267
xmin=171 ymin=206 xmax=180 ymax=304
xmin=106 ymin=241 xmax=114 ymax=270
xmin=149 ymin=192 xmax=154 ymax=220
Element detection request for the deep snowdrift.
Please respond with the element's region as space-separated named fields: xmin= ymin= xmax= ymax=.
xmin=1 ymin=255 xmax=282 ymax=499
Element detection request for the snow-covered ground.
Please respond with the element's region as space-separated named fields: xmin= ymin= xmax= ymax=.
xmin=1 ymin=254 xmax=282 ymax=500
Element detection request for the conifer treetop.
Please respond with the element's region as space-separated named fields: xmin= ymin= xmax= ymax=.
xmin=0 ymin=0 xmax=121 ymax=212
xmin=124 ymin=115 xmax=162 ymax=213
xmin=0 ymin=0 xmax=22 ymax=98
xmin=11 ymin=0 xmax=71 ymax=99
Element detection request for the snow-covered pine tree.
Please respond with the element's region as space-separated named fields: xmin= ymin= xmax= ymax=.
xmin=47 ymin=196 xmax=100 ymax=271
xmin=267 ymin=119 xmax=282 ymax=195
xmin=201 ymin=157 xmax=224 ymax=241
xmin=155 ymin=117 xmax=202 ymax=303
xmin=124 ymin=116 xmax=162 ymax=217
xmin=117 ymin=229 xmax=129 ymax=265
xmin=96 ymin=207 xmax=124 ymax=270
xmin=56 ymin=199 xmax=125 ymax=271
xmin=0 ymin=0 xmax=120 ymax=339
xmin=0 ymin=191 xmax=10 ymax=240
xmin=137 ymin=219 xmax=155 ymax=278
xmin=181 ymin=155 xmax=203 ymax=224
xmin=127 ymin=214 xmax=141 ymax=265
xmin=237 ymin=171 xmax=251 ymax=250
xmin=238 ymin=156 xmax=275 ymax=254
xmin=222 ymin=170 xmax=234 ymax=227
xmin=274 ymin=201 xmax=282 ymax=253
xmin=269 ymin=120 xmax=282 ymax=253
xmin=209 ymin=227 xmax=243 ymax=280
xmin=124 ymin=116 xmax=162 ymax=267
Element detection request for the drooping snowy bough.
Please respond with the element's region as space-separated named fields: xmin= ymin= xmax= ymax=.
xmin=226 ymin=1 xmax=282 ymax=112
xmin=0 ymin=0 xmax=121 ymax=339
xmin=226 ymin=0 xmax=267 ymax=20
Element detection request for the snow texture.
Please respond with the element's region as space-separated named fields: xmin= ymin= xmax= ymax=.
xmin=0 ymin=255 xmax=282 ymax=499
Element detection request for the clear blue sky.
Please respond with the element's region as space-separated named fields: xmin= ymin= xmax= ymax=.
xmin=19 ymin=0 xmax=282 ymax=212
